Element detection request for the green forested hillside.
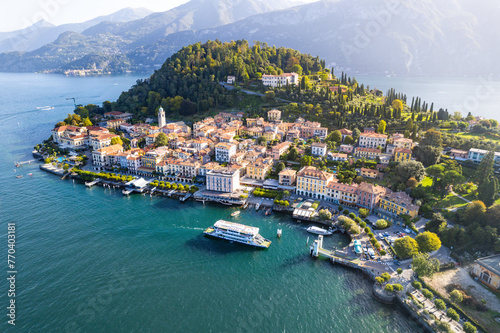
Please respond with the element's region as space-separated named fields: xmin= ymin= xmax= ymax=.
xmin=73 ymin=39 xmax=500 ymax=154
xmin=113 ymin=40 xmax=324 ymax=116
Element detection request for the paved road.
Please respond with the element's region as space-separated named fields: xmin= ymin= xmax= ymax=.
xmin=450 ymin=190 xmax=472 ymax=204
xmin=219 ymin=82 xmax=293 ymax=102
xmin=429 ymin=245 xmax=453 ymax=264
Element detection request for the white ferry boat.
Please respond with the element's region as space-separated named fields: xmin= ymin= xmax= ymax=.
xmin=204 ymin=220 xmax=271 ymax=248
xmin=306 ymin=226 xmax=333 ymax=236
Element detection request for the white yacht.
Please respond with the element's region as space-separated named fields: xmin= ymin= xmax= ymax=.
xmin=204 ymin=220 xmax=271 ymax=248
xmin=306 ymin=226 xmax=333 ymax=236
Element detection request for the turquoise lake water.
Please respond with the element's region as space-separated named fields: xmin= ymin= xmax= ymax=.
xmin=2 ymin=72 xmax=480 ymax=332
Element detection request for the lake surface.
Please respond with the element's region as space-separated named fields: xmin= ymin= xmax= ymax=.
xmin=356 ymin=74 xmax=500 ymax=120
xmin=3 ymin=71 xmax=486 ymax=332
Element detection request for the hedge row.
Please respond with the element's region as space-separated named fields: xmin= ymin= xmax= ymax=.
xmin=253 ymin=188 xmax=281 ymax=198
xmin=439 ymin=262 xmax=457 ymax=272
xmin=382 ymin=236 xmax=398 ymax=258
xmin=74 ymin=169 xmax=134 ymax=182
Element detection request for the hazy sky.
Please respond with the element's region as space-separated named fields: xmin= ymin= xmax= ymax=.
xmin=0 ymin=0 xmax=315 ymax=32
xmin=0 ymin=0 xmax=189 ymax=32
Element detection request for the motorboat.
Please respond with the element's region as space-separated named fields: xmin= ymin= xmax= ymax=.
xmin=306 ymin=226 xmax=333 ymax=236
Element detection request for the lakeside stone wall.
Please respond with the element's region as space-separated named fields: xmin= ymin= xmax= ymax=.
xmin=372 ymin=285 xmax=396 ymax=304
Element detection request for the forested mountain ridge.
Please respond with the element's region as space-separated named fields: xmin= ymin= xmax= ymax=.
xmin=0 ymin=0 xmax=499 ymax=76
xmin=141 ymin=0 xmax=495 ymax=76
xmin=94 ymin=39 xmax=500 ymax=158
xmin=0 ymin=0 xmax=299 ymax=73
xmin=0 ymin=8 xmax=153 ymax=53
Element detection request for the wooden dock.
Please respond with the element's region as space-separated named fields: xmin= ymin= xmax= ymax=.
xmin=15 ymin=159 xmax=36 ymax=167
xmin=122 ymin=188 xmax=134 ymax=196
xmin=180 ymin=193 xmax=192 ymax=202
xmin=85 ymin=178 xmax=100 ymax=187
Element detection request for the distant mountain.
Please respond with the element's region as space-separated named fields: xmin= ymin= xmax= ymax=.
xmin=83 ymin=0 xmax=299 ymax=39
xmin=0 ymin=7 xmax=153 ymax=53
xmin=1 ymin=0 xmax=499 ymax=76
xmin=137 ymin=0 xmax=498 ymax=76
xmin=0 ymin=0 xmax=298 ymax=73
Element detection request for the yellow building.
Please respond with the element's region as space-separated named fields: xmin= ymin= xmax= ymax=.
xmin=246 ymin=117 xmax=264 ymax=127
xmin=473 ymin=255 xmax=500 ymax=290
xmin=360 ymin=167 xmax=382 ymax=179
xmin=394 ymin=148 xmax=412 ymax=163
xmin=246 ymin=126 xmax=263 ymax=137
xmin=141 ymin=151 xmax=163 ymax=169
xmin=379 ymin=191 xmax=419 ymax=218
xmin=296 ymin=166 xmax=334 ymax=200
xmin=262 ymin=129 xmax=277 ymax=141
xmin=246 ymin=158 xmax=272 ymax=180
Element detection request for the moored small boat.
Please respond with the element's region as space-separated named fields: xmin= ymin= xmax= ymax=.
xmin=231 ymin=211 xmax=241 ymax=217
xmin=277 ymin=229 xmax=282 ymax=238
xmin=306 ymin=226 xmax=333 ymax=236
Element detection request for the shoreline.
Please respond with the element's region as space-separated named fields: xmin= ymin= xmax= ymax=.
xmin=37 ymin=160 xmax=434 ymax=332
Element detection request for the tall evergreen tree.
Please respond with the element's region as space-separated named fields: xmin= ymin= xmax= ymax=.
xmin=478 ymin=176 xmax=498 ymax=207
xmin=475 ymin=151 xmax=498 ymax=206
xmin=474 ymin=151 xmax=494 ymax=184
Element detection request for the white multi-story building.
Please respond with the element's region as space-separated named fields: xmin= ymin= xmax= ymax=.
xmin=92 ymin=144 xmax=124 ymax=169
xmin=178 ymin=159 xmax=201 ymax=178
xmin=90 ymin=133 xmax=120 ymax=150
xmin=215 ymin=142 xmax=236 ymax=163
xmin=262 ymin=73 xmax=299 ymax=87
xmin=328 ymin=152 xmax=348 ymax=162
xmin=468 ymin=148 xmax=500 ymax=165
xmin=51 ymin=125 xmax=87 ymax=144
xmin=278 ymin=169 xmax=297 ymax=186
xmin=392 ymin=137 xmax=413 ymax=149
xmin=313 ymin=127 xmax=328 ymax=139
xmin=311 ymin=142 xmax=327 ymax=157
xmin=358 ymin=132 xmax=388 ymax=149
xmin=127 ymin=156 xmax=141 ymax=173
xmin=267 ymin=109 xmax=281 ymax=121
xmin=116 ymin=152 xmax=131 ymax=169
xmin=206 ymin=168 xmax=240 ymax=193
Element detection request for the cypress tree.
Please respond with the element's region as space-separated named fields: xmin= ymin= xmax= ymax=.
xmin=478 ymin=176 xmax=498 ymax=207
xmin=474 ymin=151 xmax=498 ymax=206
xmin=474 ymin=151 xmax=495 ymax=185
